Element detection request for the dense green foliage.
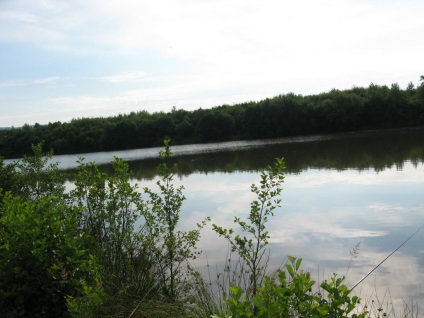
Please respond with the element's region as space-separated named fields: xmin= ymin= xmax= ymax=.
xmin=0 ymin=194 xmax=103 ymax=317
xmin=1 ymin=80 xmax=424 ymax=158
xmin=0 ymin=145 xmax=103 ymax=317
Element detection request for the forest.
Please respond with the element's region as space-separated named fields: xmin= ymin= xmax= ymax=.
xmin=1 ymin=79 xmax=424 ymax=159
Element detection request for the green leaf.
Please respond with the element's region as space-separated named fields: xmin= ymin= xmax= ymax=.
xmin=229 ymin=286 xmax=243 ymax=299
xmin=320 ymin=282 xmax=332 ymax=293
xmin=295 ymin=257 xmax=302 ymax=271
xmin=285 ymin=263 xmax=295 ymax=278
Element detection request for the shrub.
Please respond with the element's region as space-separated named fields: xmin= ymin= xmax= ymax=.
xmin=0 ymin=194 xmax=103 ymax=317
xmin=144 ymin=139 xmax=210 ymax=300
xmin=212 ymin=158 xmax=285 ymax=300
xmin=214 ymin=256 xmax=367 ymax=318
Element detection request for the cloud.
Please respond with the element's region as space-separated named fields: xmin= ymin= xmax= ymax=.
xmin=49 ymin=95 xmax=117 ymax=111
xmin=0 ymin=77 xmax=60 ymax=88
xmin=0 ymin=3 xmax=63 ymax=46
xmin=84 ymin=0 xmax=424 ymax=77
xmin=0 ymin=10 xmax=39 ymax=23
xmin=33 ymin=76 xmax=60 ymax=84
xmin=0 ymin=80 xmax=26 ymax=88
xmin=95 ymin=71 xmax=149 ymax=83
xmin=3 ymin=0 xmax=424 ymax=71
xmin=3 ymin=0 xmax=424 ymax=82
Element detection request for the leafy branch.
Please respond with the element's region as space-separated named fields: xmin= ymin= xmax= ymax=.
xmin=144 ymin=139 xmax=210 ymax=299
xmin=212 ymin=157 xmax=285 ymax=298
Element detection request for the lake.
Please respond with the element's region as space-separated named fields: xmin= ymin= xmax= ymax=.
xmin=11 ymin=127 xmax=424 ymax=313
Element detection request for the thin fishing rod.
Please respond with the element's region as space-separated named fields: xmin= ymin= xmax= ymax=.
xmin=351 ymin=223 xmax=424 ymax=290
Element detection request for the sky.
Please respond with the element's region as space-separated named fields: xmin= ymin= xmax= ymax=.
xmin=0 ymin=0 xmax=423 ymax=127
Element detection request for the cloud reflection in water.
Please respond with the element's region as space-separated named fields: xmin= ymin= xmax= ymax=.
xmin=172 ymin=161 xmax=424 ymax=313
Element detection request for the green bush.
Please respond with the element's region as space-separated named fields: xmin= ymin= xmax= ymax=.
xmin=213 ymin=256 xmax=367 ymax=318
xmin=0 ymin=194 xmax=103 ymax=317
xmin=71 ymin=156 xmax=156 ymax=316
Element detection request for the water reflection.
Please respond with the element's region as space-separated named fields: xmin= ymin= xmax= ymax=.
xmin=127 ymin=127 xmax=424 ymax=179
xmin=180 ymin=162 xmax=424 ymax=313
xmin=11 ymin=127 xmax=423 ymax=178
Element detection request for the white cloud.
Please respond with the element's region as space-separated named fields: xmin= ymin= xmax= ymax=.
xmin=34 ymin=76 xmax=60 ymax=84
xmin=0 ymin=3 xmax=63 ymax=45
xmin=0 ymin=80 xmax=26 ymax=88
xmin=49 ymin=95 xmax=118 ymax=111
xmin=82 ymin=0 xmax=424 ymax=81
xmin=3 ymin=0 xmax=424 ymax=73
xmin=0 ymin=10 xmax=39 ymax=23
xmin=95 ymin=71 xmax=149 ymax=83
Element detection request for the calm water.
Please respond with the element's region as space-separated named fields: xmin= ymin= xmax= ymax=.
xmin=10 ymin=128 xmax=424 ymax=312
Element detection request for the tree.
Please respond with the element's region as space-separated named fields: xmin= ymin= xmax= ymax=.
xmin=0 ymin=157 xmax=18 ymax=195
xmin=14 ymin=142 xmax=65 ymax=202
xmin=196 ymin=110 xmax=235 ymax=142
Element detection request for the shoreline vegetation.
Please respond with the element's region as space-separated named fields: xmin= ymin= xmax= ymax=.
xmin=0 ymin=141 xmax=421 ymax=317
xmin=1 ymin=79 xmax=424 ymax=159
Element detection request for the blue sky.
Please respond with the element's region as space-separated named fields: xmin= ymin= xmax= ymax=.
xmin=1 ymin=0 xmax=423 ymax=127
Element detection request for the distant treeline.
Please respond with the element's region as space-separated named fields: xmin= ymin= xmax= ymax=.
xmin=1 ymin=80 xmax=424 ymax=158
